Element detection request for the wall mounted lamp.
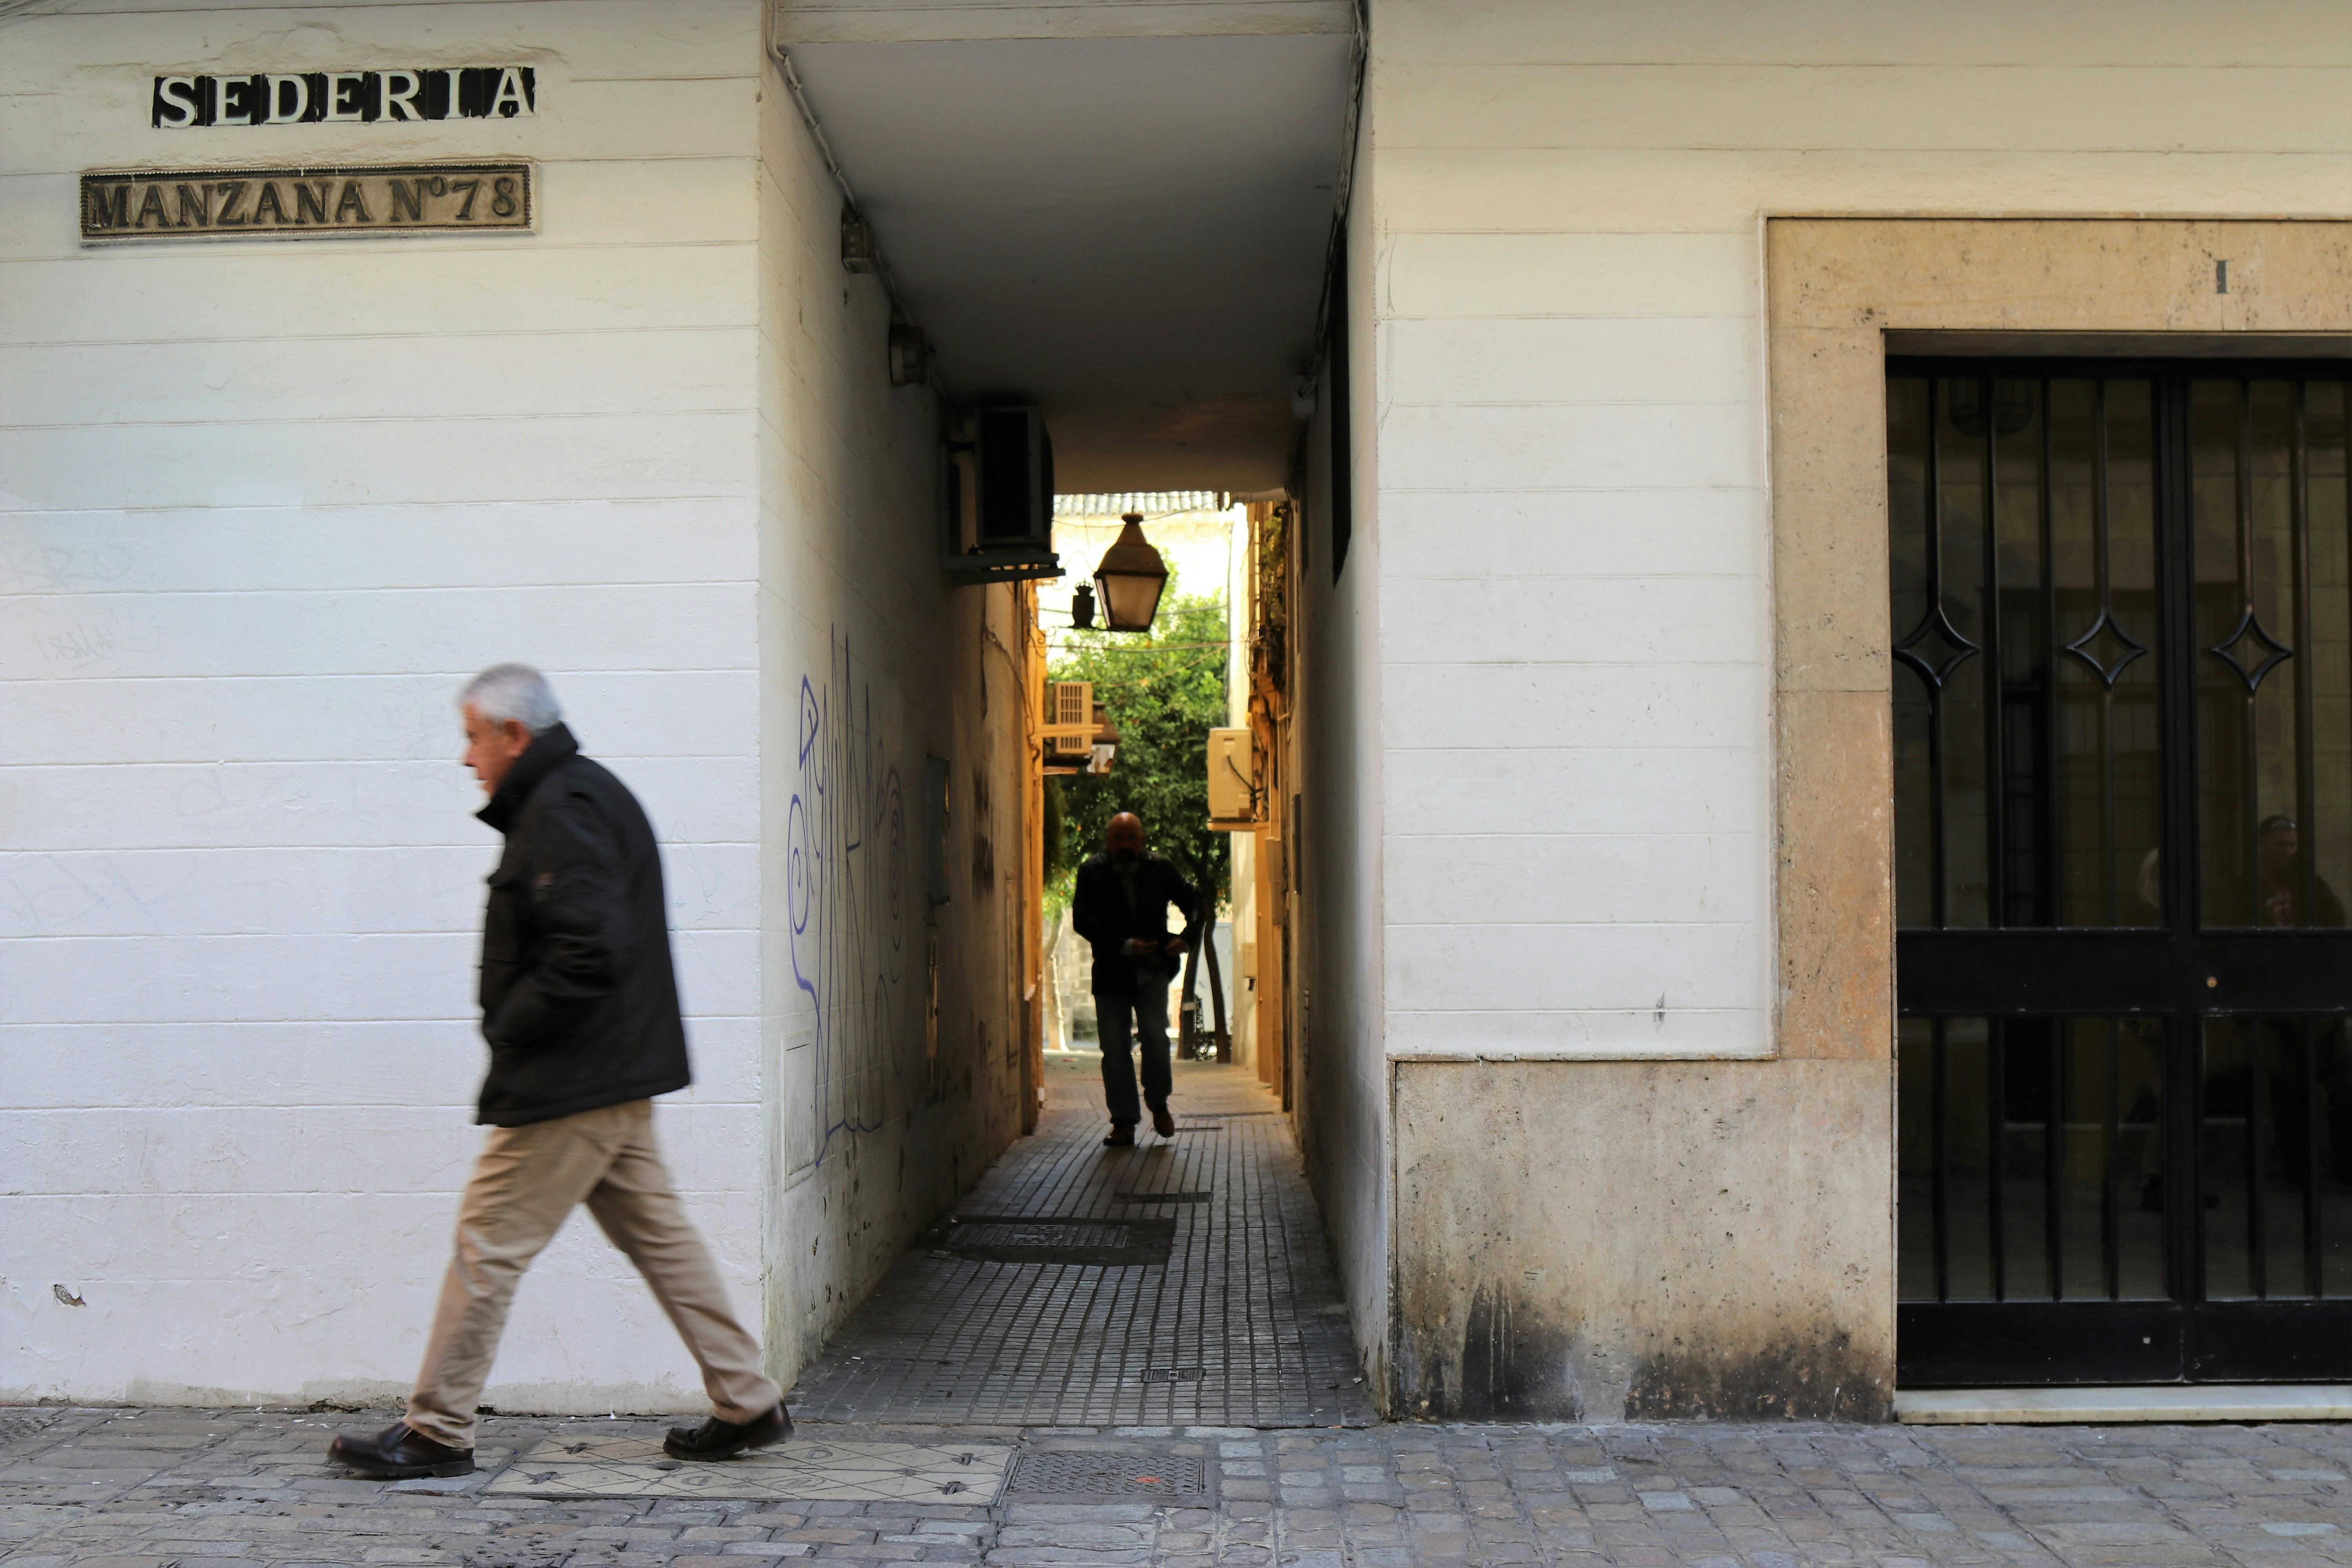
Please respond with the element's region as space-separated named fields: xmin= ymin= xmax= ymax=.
xmin=840 ymin=207 xmax=879 ymax=273
xmin=888 ymin=323 xmax=927 ymax=385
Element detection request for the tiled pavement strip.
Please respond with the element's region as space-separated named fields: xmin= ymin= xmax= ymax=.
xmin=16 ymin=1061 xmax=2352 ymax=1564
xmin=14 ymin=1409 xmax=2352 ymax=1566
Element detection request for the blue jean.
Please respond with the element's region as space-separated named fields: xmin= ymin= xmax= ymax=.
xmin=1095 ymin=982 xmax=1171 ymax=1126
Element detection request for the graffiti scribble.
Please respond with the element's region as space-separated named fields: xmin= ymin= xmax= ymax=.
xmin=788 ymin=632 xmax=910 ymax=1161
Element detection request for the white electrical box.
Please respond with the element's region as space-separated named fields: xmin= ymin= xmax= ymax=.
xmin=1206 ymin=726 xmax=1254 ymax=825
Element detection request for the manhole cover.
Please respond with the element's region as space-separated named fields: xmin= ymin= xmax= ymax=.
xmin=0 ymin=1412 xmax=61 ymax=1444
xmin=956 ymin=1222 xmax=1127 ymax=1249
xmin=938 ymin=1216 xmax=1174 ymax=1266
xmin=1138 ymin=1367 xmax=1204 ymax=1383
xmin=1009 ymin=1450 xmax=1207 ymax=1497
xmin=1112 ymin=1189 xmax=1212 ymax=1203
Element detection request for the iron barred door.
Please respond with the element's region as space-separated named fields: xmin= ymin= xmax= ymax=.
xmin=1891 ymin=358 xmax=2352 ymax=1386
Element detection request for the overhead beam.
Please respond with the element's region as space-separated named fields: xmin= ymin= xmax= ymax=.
xmin=775 ymin=0 xmax=1354 ymax=46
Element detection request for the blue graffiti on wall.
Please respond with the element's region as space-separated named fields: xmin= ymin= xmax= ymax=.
xmin=787 ymin=633 xmax=910 ymax=1161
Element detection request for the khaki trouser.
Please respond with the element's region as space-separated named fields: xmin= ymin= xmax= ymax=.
xmin=406 ymin=1098 xmax=780 ymax=1450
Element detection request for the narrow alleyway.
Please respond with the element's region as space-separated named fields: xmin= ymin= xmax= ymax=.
xmin=787 ymin=1054 xmax=1372 ymax=1428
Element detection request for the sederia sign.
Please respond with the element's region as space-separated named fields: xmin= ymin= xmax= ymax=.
xmin=152 ymin=68 xmax=537 ymax=127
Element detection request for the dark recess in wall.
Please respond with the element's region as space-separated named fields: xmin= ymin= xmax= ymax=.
xmin=1328 ymin=226 xmax=1351 ymax=583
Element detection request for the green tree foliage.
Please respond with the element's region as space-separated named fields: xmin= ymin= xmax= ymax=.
xmin=1048 ymin=584 xmax=1231 ymax=915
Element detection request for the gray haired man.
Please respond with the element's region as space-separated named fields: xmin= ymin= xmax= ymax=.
xmin=328 ymin=664 xmax=787 ymax=1478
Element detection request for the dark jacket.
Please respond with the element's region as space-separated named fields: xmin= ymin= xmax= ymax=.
xmin=1072 ymin=849 xmax=1202 ymax=998
xmin=472 ymin=723 xmax=690 ymax=1127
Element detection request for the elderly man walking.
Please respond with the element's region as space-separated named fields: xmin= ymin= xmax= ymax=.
xmin=328 ymin=664 xmax=786 ymax=1479
xmin=1072 ymin=811 xmax=1202 ymax=1147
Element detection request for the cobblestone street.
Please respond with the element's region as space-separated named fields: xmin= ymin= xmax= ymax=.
xmin=13 ymin=1406 xmax=2352 ymax=1566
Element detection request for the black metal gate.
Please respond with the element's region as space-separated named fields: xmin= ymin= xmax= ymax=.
xmin=1891 ymin=358 xmax=2352 ymax=1385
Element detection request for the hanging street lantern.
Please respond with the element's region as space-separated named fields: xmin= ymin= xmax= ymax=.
xmin=1091 ymin=512 xmax=1168 ymax=633
xmin=1069 ymin=582 xmax=1097 ymax=630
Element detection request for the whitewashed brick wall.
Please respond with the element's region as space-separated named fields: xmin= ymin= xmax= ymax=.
xmin=1316 ymin=0 xmax=2352 ymax=1395
xmin=1370 ymin=0 xmax=2351 ymax=1064
xmin=750 ymin=49 xmax=1033 ymax=1384
xmin=1 ymin=0 xmax=772 ymax=1410
xmin=4 ymin=0 xmax=1029 ymax=1411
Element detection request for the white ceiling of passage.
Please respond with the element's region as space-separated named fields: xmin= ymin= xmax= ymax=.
xmin=773 ymin=0 xmax=1357 ymax=492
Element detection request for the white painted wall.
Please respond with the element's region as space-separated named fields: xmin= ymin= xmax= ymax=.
xmin=2 ymin=0 xmax=1025 ymax=1410
xmin=752 ymin=51 xmax=1030 ymax=1383
xmin=1330 ymin=0 xmax=2351 ymax=1411
xmin=1293 ymin=145 xmax=1390 ymax=1390
xmin=0 ymin=0 xmax=769 ymax=1411
xmin=1367 ymin=0 xmax=2352 ymax=1066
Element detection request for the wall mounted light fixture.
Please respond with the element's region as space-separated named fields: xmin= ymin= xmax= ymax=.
xmin=888 ymin=323 xmax=927 ymax=385
xmin=840 ymin=207 xmax=879 ymax=273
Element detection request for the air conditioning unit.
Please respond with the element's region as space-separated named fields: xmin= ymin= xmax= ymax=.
xmin=940 ymin=404 xmax=1060 ymax=585
xmin=1045 ymin=681 xmax=1093 ymax=762
xmin=976 ymin=406 xmax=1053 ymax=547
xmin=1206 ymin=726 xmax=1254 ymax=825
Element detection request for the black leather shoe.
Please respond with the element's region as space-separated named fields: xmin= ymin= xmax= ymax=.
xmin=327 ymin=1421 xmax=474 ymax=1479
xmin=1151 ymin=1104 xmax=1176 ymax=1138
xmin=1102 ymin=1124 xmax=1136 ymax=1147
xmin=664 ymin=1403 xmax=791 ymax=1460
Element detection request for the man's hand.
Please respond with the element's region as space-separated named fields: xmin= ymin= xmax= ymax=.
xmin=1161 ymin=936 xmax=1185 ymax=956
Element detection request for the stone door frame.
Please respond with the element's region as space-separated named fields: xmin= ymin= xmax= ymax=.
xmin=1766 ymin=218 xmax=2352 ymax=1072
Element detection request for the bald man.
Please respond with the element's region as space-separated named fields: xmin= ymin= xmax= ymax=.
xmin=1071 ymin=813 xmax=1202 ymax=1146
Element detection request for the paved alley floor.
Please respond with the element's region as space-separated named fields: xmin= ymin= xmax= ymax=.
xmin=15 ymin=1405 xmax=2352 ymax=1565
xmin=786 ymin=1054 xmax=1371 ymax=1428
xmin=22 ymin=1065 xmax=2352 ymax=1565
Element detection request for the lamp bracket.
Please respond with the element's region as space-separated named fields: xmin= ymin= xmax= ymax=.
xmin=943 ymin=546 xmax=1061 ymax=586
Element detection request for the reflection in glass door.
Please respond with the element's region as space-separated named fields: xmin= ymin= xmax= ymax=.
xmin=1891 ymin=361 xmax=2352 ymax=1385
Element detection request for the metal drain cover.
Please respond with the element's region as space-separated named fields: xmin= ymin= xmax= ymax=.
xmin=956 ymin=1221 xmax=1127 ymax=1249
xmin=1009 ymin=1450 xmax=1207 ymax=1497
xmin=1113 ymin=1189 xmax=1212 ymax=1203
xmin=939 ymin=1215 xmax=1175 ymax=1266
xmin=1138 ymin=1366 xmax=1204 ymax=1383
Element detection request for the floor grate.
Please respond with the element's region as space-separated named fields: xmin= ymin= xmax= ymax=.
xmin=1007 ymin=1450 xmax=1207 ymax=1497
xmin=1138 ymin=1367 xmax=1204 ymax=1383
xmin=938 ymin=1215 xmax=1174 ymax=1266
xmin=955 ymin=1221 xmax=1128 ymax=1249
xmin=1112 ymin=1189 xmax=1212 ymax=1203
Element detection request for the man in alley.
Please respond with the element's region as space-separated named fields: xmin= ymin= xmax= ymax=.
xmin=1073 ymin=811 xmax=1202 ymax=1147
xmin=328 ymin=664 xmax=787 ymax=1480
